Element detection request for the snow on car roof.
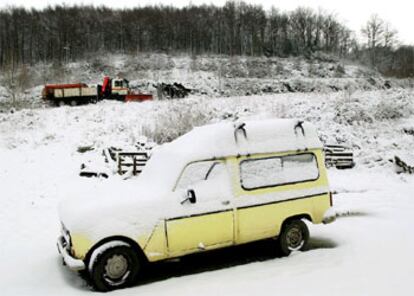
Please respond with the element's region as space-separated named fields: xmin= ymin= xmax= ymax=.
xmin=138 ymin=118 xmax=323 ymax=192
xmin=169 ymin=118 xmax=322 ymax=160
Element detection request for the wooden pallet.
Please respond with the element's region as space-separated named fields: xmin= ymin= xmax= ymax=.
xmin=105 ymin=147 xmax=150 ymax=175
xmin=116 ymin=152 xmax=149 ymax=175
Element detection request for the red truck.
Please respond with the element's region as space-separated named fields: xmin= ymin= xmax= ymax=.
xmin=42 ymin=77 xmax=152 ymax=106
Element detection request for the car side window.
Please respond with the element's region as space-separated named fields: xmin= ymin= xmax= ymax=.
xmin=240 ymin=153 xmax=319 ymax=190
xmin=176 ymin=160 xmax=223 ymax=190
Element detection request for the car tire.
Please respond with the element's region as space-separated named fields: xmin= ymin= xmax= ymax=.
xmin=88 ymin=242 xmax=141 ymax=292
xmin=278 ymin=219 xmax=309 ymax=256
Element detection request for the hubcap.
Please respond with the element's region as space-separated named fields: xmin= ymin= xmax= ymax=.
xmin=286 ymin=226 xmax=304 ymax=250
xmin=105 ymin=254 xmax=129 ymax=280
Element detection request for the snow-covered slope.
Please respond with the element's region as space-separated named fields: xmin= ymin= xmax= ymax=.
xmin=1 ymin=53 xmax=413 ymax=111
xmin=1 ymin=89 xmax=414 ymax=295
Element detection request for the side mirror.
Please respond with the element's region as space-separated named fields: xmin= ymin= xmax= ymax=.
xmin=181 ymin=189 xmax=197 ymax=204
xmin=187 ymin=189 xmax=196 ymax=204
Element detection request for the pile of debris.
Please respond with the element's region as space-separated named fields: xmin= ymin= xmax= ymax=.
xmin=156 ymin=83 xmax=192 ymax=99
xmin=79 ymin=138 xmax=156 ymax=178
xmin=390 ymin=156 xmax=414 ymax=174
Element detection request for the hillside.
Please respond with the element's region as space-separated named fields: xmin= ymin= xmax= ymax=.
xmin=1 ymin=53 xmax=412 ymax=111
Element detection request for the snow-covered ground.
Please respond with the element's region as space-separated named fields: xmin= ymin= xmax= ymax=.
xmin=1 ymin=89 xmax=414 ymax=295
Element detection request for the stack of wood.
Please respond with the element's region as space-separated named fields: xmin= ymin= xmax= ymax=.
xmin=324 ymin=144 xmax=355 ymax=169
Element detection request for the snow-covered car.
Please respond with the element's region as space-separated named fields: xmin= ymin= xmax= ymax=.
xmin=57 ymin=118 xmax=333 ymax=291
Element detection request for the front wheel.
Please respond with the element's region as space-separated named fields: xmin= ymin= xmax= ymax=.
xmin=278 ymin=219 xmax=309 ymax=256
xmin=87 ymin=241 xmax=141 ymax=291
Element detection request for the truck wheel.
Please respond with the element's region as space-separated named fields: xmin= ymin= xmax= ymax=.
xmin=88 ymin=241 xmax=141 ymax=292
xmin=58 ymin=100 xmax=65 ymax=107
xmin=70 ymin=100 xmax=77 ymax=106
xmin=278 ymin=219 xmax=309 ymax=256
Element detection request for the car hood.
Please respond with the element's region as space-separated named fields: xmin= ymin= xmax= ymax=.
xmin=58 ymin=177 xmax=178 ymax=241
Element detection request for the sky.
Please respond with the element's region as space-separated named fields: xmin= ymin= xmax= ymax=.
xmin=0 ymin=0 xmax=412 ymax=44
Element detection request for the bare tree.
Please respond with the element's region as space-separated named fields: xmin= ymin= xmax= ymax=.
xmin=383 ymin=22 xmax=398 ymax=48
xmin=361 ymin=14 xmax=385 ymax=66
xmin=1 ymin=58 xmax=18 ymax=107
xmin=1 ymin=58 xmax=30 ymax=108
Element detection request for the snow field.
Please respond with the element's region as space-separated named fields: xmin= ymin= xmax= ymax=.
xmin=1 ymin=89 xmax=414 ymax=295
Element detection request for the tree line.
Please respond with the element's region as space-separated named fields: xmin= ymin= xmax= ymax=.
xmin=0 ymin=1 xmax=412 ymax=77
xmin=0 ymin=3 xmax=352 ymax=65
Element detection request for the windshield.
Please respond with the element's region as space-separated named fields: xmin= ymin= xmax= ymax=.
xmin=175 ymin=160 xmax=222 ymax=191
xmin=136 ymin=147 xmax=187 ymax=193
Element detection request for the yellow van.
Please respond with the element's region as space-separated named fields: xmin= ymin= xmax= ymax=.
xmin=57 ymin=118 xmax=333 ymax=291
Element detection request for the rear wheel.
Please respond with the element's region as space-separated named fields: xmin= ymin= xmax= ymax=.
xmin=278 ymin=219 xmax=309 ymax=256
xmin=88 ymin=241 xmax=141 ymax=292
xmin=70 ymin=100 xmax=77 ymax=106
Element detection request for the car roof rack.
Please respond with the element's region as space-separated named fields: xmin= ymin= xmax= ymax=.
xmin=294 ymin=120 xmax=305 ymax=136
xmin=234 ymin=122 xmax=247 ymax=143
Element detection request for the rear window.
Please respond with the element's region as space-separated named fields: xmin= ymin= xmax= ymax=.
xmin=240 ymin=153 xmax=319 ymax=190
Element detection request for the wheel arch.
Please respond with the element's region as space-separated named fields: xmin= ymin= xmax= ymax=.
xmin=84 ymin=235 xmax=148 ymax=266
xmin=280 ymin=213 xmax=313 ymax=230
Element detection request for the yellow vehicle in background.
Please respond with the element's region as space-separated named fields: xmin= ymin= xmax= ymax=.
xmin=57 ymin=118 xmax=334 ymax=291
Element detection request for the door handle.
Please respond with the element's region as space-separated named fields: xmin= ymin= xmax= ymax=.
xmin=221 ymin=200 xmax=230 ymax=206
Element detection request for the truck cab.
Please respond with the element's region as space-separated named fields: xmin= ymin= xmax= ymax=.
xmin=101 ymin=76 xmax=129 ymax=98
xmin=111 ymin=78 xmax=129 ymax=96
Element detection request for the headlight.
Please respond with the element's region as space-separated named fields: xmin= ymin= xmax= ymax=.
xmin=61 ymin=222 xmax=71 ymax=250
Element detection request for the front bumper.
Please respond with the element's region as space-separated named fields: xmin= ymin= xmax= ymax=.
xmin=57 ymin=235 xmax=85 ymax=271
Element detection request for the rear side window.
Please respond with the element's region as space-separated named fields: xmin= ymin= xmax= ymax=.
xmin=240 ymin=153 xmax=319 ymax=190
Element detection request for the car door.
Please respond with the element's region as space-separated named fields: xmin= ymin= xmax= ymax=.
xmin=166 ymin=160 xmax=234 ymax=257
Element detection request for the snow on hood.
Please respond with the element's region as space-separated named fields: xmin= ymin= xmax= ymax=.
xmin=58 ymin=177 xmax=178 ymax=240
